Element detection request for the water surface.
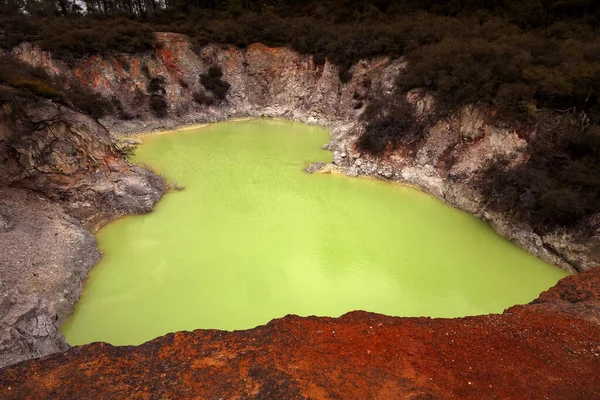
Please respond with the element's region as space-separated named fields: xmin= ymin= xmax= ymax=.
xmin=63 ymin=120 xmax=568 ymax=345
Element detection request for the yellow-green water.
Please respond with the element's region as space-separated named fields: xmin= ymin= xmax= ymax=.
xmin=62 ymin=120 xmax=568 ymax=346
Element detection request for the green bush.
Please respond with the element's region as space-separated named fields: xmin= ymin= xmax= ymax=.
xmin=2 ymin=1 xmax=599 ymax=230
xmin=146 ymin=75 xmax=168 ymax=118
xmin=357 ymin=91 xmax=428 ymax=155
xmin=193 ymin=90 xmax=214 ymax=105
xmin=480 ymin=114 xmax=600 ymax=230
xmin=0 ymin=55 xmax=114 ymax=119
xmin=199 ymin=65 xmax=230 ymax=100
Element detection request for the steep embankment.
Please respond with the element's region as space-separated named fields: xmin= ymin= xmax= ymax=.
xmin=2 ymin=33 xmax=598 ymax=380
xmin=0 ymin=89 xmax=164 ymax=367
xmin=13 ymin=33 xmax=600 ymax=272
xmin=1 ymin=267 xmax=599 ymax=399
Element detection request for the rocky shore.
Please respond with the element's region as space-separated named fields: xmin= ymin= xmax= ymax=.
xmin=1 ymin=267 xmax=599 ymax=399
xmin=0 ymin=93 xmax=165 ymax=368
xmin=0 ymin=33 xmax=597 ymax=380
xmin=14 ymin=33 xmax=598 ymax=273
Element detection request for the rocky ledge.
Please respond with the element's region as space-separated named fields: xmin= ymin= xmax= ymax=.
xmin=13 ymin=33 xmax=599 ymax=272
xmin=0 ymin=89 xmax=165 ymax=368
xmin=1 ymin=267 xmax=599 ymax=399
xmin=2 ymin=34 xmax=599 ymax=383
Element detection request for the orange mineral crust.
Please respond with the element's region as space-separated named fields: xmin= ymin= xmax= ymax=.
xmin=1 ymin=267 xmax=599 ymax=399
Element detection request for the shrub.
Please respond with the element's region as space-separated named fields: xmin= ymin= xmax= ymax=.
xmin=148 ymin=77 xmax=166 ymax=94
xmin=116 ymin=55 xmax=131 ymax=72
xmin=0 ymin=55 xmax=114 ymax=119
xmin=146 ymin=75 xmax=168 ymax=117
xmin=199 ymin=65 xmax=230 ymax=100
xmin=208 ymin=65 xmax=223 ymax=78
xmin=480 ymin=113 xmax=600 ymax=230
xmin=65 ymin=82 xmax=115 ymax=119
xmin=141 ymin=64 xmax=151 ymax=78
xmin=338 ymin=66 xmax=352 ymax=84
xmin=356 ymin=91 xmax=427 ymax=155
xmin=149 ymin=95 xmax=168 ymax=117
xmin=193 ymin=90 xmax=214 ymax=105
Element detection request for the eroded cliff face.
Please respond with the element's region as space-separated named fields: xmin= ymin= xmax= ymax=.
xmin=0 ymin=93 xmax=164 ymax=229
xmin=1 ymin=267 xmax=599 ymax=399
xmin=3 ymin=33 xmax=599 ymax=380
xmin=0 ymin=90 xmax=165 ymax=368
xmin=14 ymin=34 xmax=380 ymax=131
xmin=12 ymin=33 xmax=600 ymax=272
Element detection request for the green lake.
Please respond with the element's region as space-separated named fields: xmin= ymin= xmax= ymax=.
xmin=62 ymin=119 xmax=568 ymax=346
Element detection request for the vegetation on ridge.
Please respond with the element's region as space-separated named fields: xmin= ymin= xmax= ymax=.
xmin=0 ymin=55 xmax=114 ymax=119
xmin=0 ymin=0 xmax=599 ymax=231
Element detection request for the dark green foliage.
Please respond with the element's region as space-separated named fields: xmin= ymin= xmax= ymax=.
xmin=2 ymin=0 xmax=600 ymax=230
xmin=357 ymin=91 xmax=428 ymax=155
xmin=116 ymin=55 xmax=131 ymax=72
xmin=149 ymin=95 xmax=167 ymax=117
xmin=0 ymin=55 xmax=114 ymax=119
xmin=0 ymin=16 xmax=155 ymax=61
xmin=338 ymin=65 xmax=352 ymax=84
xmin=208 ymin=65 xmax=223 ymax=78
xmin=146 ymin=75 xmax=168 ymax=117
xmin=141 ymin=64 xmax=151 ymax=78
xmin=398 ymin=18 xmax=600 ymax=120
xmin=112 ymin=97 xmax=134 ymax=120
xmin=193 ymin=90 xmax=214 ymax=105
xmin=0 ymin=57 xmax=63 ymax=100
xmin=148 ymin=77 xmax=166 ymax=94
xmin=63 ymin=80 xmax=115 ymax=119
xmin=199 ymin=66 xmax=230 ymax=100
xmin=481 ymin=113 xmax=600 ymax=230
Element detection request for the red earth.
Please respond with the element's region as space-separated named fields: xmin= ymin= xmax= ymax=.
xmin=1 ymin=268 xmax=599 ymax=399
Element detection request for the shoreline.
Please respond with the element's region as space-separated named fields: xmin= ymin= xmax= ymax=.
xmin=107 ymin=115 xmax=583 ymax=273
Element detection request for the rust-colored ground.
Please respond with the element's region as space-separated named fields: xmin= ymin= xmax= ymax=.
xmin=1 ymin=268 xmax=599 ymax=399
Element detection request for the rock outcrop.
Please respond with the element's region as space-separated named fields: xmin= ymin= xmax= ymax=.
xmin=3 ymin=34 xmax=599 ymax=384
xmin=12 ymin=34 xmax=599 ymax=272
xmin=0 ymin=285 xmax=69 ymax=370
xmin=0 ymin=187 xmax=99 ymax=369
xmin=1 ymin=267 xmax=599 ymax=399
xmin=0 ymin=90 xmax=165 ymax=367
xmin=0 ymin=91 xmax=165 ymax=230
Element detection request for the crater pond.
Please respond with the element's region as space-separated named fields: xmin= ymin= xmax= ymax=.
xmin=62 ymin=120 xmax=568 ymax=346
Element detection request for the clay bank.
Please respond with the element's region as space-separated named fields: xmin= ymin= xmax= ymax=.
xmin=0 ymin=33 xmax=598 ymax=397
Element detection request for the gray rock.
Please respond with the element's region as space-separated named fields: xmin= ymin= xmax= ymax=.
xmin=305 ymin=162 xmax=326 ymax=174
xmin=1 ymin=37 xmax=596 ymax=374
xmin=346 ymin=166 xmax=359 ymax=177
xmin=321 ymin=142 xmax=335 ymax=151
xmin=117 ymin=137 xmax=142 ymax=145
xmin=0 ymin=285 xmax=69 ymax=369
xmin=377 ymin=165 xmax=393 ymax=179
xmin=360 ymin=162 xmax=377 ymax=175
xmin=0 ymin=214 xmax=12 ymax=233
xmin=333 ymin=151 xmax=350 ymax=166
